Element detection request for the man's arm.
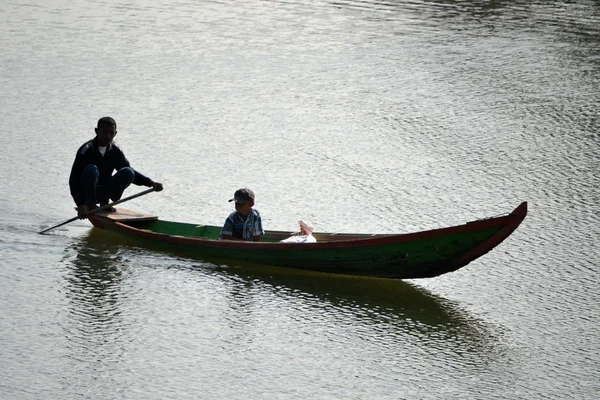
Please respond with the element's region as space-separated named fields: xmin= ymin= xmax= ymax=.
xmin=116 ymin=150 xmax=163 ymax=191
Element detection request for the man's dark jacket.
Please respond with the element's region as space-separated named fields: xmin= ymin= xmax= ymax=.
xmin=69 ymin=138 xmax=152 ymax=205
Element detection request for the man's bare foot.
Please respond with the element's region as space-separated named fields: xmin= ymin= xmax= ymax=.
xmin=100 ymin=203 xmax=116 ymax=212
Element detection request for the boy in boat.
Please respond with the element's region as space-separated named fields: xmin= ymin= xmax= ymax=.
xmin=69 ymin=116 xmax=163 ymax=219
xmin=219 ymin=188 xmax=264 ymax=242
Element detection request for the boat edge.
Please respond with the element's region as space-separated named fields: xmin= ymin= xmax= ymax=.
xmin=441 ymin=201 xmax=528 ymax=276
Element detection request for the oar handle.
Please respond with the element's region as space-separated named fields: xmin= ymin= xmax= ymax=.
xmin=39 ymin=187 xmax=157 ymax=234
xmin=88 ymin=187 xmax=156 ymax=213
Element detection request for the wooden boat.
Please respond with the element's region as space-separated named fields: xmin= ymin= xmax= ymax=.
xmin=88 ymin=202 xmax=527 ymax=279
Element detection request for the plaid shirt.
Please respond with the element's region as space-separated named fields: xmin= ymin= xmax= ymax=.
xmin=220 ymin=209 xmax=264 ymax=241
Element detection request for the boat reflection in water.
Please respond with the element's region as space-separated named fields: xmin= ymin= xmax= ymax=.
xmin=62 ymin=235 xmax=126 ymax=320
xmin=61 ymin=228 xmax=504 ymax=356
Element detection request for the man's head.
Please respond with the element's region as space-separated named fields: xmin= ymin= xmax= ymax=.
xmin=229 ymin=188 xmax=255 ymax=215
xmin=95 ymin=116 xmax=117 ymax=147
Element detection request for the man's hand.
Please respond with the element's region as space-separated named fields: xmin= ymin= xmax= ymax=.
xmin=76 ymin=205 xmax=89 ymax=219
xmin=150 ymin=181 xmax=164 ymax=192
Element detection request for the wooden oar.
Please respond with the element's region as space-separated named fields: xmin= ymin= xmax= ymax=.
xmin=39 ymin=187 xmax=157 ymax=234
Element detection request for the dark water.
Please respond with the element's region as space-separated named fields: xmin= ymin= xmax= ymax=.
xmin=1 ymin=0 xmax=599 ymax=398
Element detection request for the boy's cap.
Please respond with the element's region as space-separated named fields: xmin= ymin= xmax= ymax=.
xmin=97 ymin=116 xmax=117 ymax=129
xmin=229 ymin=188 xmax=255 ymax=204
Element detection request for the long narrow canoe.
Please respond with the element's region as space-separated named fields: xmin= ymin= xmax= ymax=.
xmin=88 ymin=202 xmax=527 ymax=279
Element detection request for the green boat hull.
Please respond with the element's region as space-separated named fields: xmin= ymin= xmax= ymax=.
xmin=88 ymin=202 xmax=527 ymax=279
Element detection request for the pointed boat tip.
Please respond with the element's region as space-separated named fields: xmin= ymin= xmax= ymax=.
xmin=514 ymin=201 xmax=528 ymax=217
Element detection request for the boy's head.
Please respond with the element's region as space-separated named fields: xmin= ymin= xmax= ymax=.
xmin=229 ymin=188 xmax=255 ymax=215
xmin=95 ymin=116 xmax=117 ymax=147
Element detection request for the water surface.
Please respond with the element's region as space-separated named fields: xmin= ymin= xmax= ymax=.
xmin=1 ymin=0 xmax=599 ymax=398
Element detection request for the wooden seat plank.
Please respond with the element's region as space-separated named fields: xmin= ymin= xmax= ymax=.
xmin=95 ymin=208 xmax=158 ymax=222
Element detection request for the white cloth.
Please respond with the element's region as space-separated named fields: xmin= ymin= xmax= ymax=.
xmin=98 ymin=146 xmax=107 ymax=157
xmin=280 ymin=234 xmax=317 ymax=243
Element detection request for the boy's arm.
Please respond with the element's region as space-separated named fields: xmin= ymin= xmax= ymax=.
xmin=220 ymin=235 xmax=238 ymax=241
xmin=253 ymin=213 xmax=265 ymax=242
xmin=219 ymin=215 xmax=235 ymax=240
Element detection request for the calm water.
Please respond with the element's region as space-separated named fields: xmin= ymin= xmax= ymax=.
xmin=1 ymin=0 xmax=599 ymax=398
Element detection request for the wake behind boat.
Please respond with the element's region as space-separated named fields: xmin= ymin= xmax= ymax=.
xmin=87 ymin=202 xmax=527 ymax=279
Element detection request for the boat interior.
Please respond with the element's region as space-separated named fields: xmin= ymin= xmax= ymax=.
xmin=96 ymin=208 xmax=382 ymax=243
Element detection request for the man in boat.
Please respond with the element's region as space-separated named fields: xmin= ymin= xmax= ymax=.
xmin=219 ymin=188 xmax=264 ymax=242
xmin=69 ymin=116 xmax=163 ymax=219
